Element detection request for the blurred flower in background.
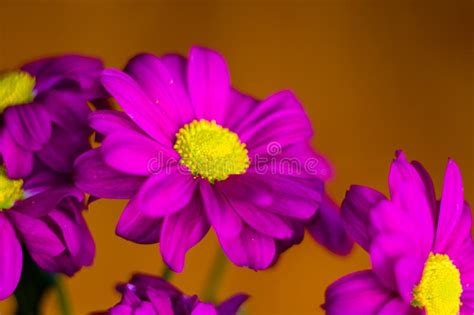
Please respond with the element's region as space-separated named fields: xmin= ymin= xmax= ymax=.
xmin=0 ymin=160 xmax=94 ymax=300
xmin=0 ymin=55 xmax=106 ymax=178
xmin=0 ymin=55 xmax=107 ymax=310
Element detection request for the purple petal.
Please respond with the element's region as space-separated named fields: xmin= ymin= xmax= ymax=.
xmin=116 ymin=197 xmax=162 ymax=244
xmin=147 ymin=290 xmax=174 ymax=315
xmin=136 ymin=171 xmax=197 ymax=218
xmin=101 ymin=69 xmax=174 ymax=145
xmin=29 ymin=253 xmax=77 ymax=276
xmin=12 ymin=186 xmax=82 ymax=218
xmin=378 ymin=298 xmax=420 ymax=315
xmin=130 ymin=273 xmax=181 ymax=296
xmin=323 ymin=270 xmax=393 ymax=315
xmin=109 ymin=305 xmax=133 ymax=315
xmin=369 ymin=201 xmax=428 ymax=292
xmin=275 ymin=144 xmax=334 ymax=181
xmin=461 ymin=288 xmax=474 ymax=315
xmin=160 ymin=197 xmax=209 ymax=272
xmin=101 ymin=129 xmax=178 ymax=176
xmin=217 ymin=294 xmax=249 ymax=315
xmin=411 ymin=160 xmax=437 ymax=217
xmin=7 ymin=210 xmax=65 ymax=256
xmin=394 ymin=256 xmax=425 ymax=303
xmin=38 ymin=125 xmax=91 ymax=174
xmin=42 ymin=90 xmax=90 ymax=129
xmin=125 ymin=53 xmax=193 ymax=127
xmin=448 ymin=202 xmax=474 ymax=259
xmin=276 ymin=220 xmax=305 ymax=253
xmin=248 ymin=142 xmax=333 ymax=181
xmin=22 ymin=166 xmax=66 ymax=193
xmin=237 ymin=90 xmax=313 ymax=153
xmin=383 ymin=153 xmax=435 ymax=255
xmin=187 ymin=46 xmax=230 ymax=122
xmin=0 ymin=213 xmax=22 ymax=300
xmin=341 ymin=185 xmax=386 ymax=251
xmin=89 ymin=110 xmax=142 ymax=136
xmin=434 ymin=159 xmax=465 ymax=253
xmin=48 ymin=200 xmax=95 ymax=267
xmin=161 ymin=54 xmax=188 ymax=91
xmin=4 ymin=103 xmax=52 ymax=151
xmin=191 ymin=303 xmax=218 ymax=315
xmin=222 ymin=89 xmax=258 ymax=133
xmin=220 ymin=173 xmax=321 ymax=220
xmin=22 ymin=55 xmax=105 ymax=100
xmin=134 ymin=302 xmax=156 ymax=315
xmin=74 ymin=149 xmax=146 ymax=199
xmin=200 ymin=181 xmax=243 ymax=238
xmin=0 ymin=127 xmax=34 ymax=178
xmin=307 ymin=195 xmax=354 ymax=256
xmin=228 ymin=195 xmax=294 ymax=240
xmin=219 ymin=226 xmax=276 ymax=270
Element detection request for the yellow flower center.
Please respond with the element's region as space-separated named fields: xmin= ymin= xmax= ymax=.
xmin=0 ymin=167 xmax=24 ymax=210
xmin=0 ymin=71 xmax=36 ymax=113
xmin=412 ymin=253 xmax=463 ymax=315
xmin=174 ymin=119 xmax=250 ymax=183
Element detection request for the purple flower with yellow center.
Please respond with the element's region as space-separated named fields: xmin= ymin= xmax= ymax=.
xmin=0 ymin=55 xmax=105 ymax=178
xmin=0 ymin=162 xmax=95 ymax=300
xmin=75 ymin=46 xmax=336 ymax=271
xmin=323 ymin=151 xmax=474 ymax=315
xmin=97 ymin=273 xmax=248 ymax=315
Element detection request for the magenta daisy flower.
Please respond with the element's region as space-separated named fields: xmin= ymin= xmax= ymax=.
xmin=0 ymin=161 xmax=95 ymax=300
xmin=0 ymin=55 xmax=105 ymax=178
xmin=97 ymin=273 xmax=248 ymax=315
xmin=74 ymin=46 xmax=335 ymax=271
xmin=324 ymin=151 xmax=474 ymax=315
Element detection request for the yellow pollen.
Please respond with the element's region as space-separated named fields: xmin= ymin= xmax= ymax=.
xmin=0 ymin=167 xmax=24 ymax=210
xmin=0 ymin=71 xmax=36 ymax=113
xmin=174 ymin=119 xmax=250 ymax=183
xmin=412 ymin=253 xmax=463 ymax=315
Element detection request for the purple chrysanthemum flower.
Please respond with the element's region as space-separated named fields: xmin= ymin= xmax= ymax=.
xmin=75 ymin=46 xmax=340 ymax=271
xmin=324 ymin=151 xmax=474 ymax=314
xmin=0 ymin=160 xmax=95 ymax=300
xmin=97 ymin=274 xmax=248 ymax=315
xmin=0 ymin=55 xmax=106 ymax=178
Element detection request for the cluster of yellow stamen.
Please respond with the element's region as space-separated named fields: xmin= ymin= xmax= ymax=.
xmin=0 ymin=71 xmax=36 ymax=113
xmin=412 ymin=253 xmax=463 ymax=315
xmin=0 ymin=167 xmax=24 ymax=210
xmin=174 ymin=119 xmax=250 ymax=183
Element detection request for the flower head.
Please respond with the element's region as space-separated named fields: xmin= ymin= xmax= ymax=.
xmin=0 ymin=162 xmax=95 ymax=300
xmin=97 ymin=274 xmax=248 ymax=315
xmin=0 ymin=55 xmax=106 ymax=179
xmin=323 ymin=151 xmax=474 ymax=315
xmin=75 ymin=46 xmax=340 ymax=271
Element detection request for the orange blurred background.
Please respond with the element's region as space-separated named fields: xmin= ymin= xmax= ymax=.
xmin=0 ymin=1 xmax=472 ymax=314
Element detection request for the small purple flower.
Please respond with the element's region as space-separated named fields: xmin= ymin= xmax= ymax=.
xmin=75 ymin=46 xmax=340 ymax=271
xmin=0 ymin=55 xmax=105 ymax=178
xmin=0 ymin=161 xmax=95 ymax=300
xmin=324 ymin=151 xmax=474 ymax=314
xmin=98 ymin=274 xmax=248 ymax=315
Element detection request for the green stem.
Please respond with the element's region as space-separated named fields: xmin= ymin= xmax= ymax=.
xmin=55 ymin=276 xmax=73 ymax=315
xmin=161 ymin=265 xmax=173 ymax=281
xmin=14 ymin=248 xmax=55 ymax=315
xmin=202 ymin=248 xmax=228 ymax=302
